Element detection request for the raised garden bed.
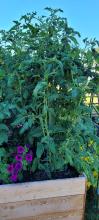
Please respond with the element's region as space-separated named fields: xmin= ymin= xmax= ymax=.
xmin=0 ymin=7 xmax=98 ymax=220
xmin=0 ymin=176 xmax=86 ymax=220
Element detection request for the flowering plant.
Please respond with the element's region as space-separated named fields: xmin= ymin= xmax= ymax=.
xmin=8 ymin=144 xmax=33 ymax=182
xmin=0 ymin=8 xmax=99 ymax=186
xmin=0 ymin=144 xmax=33 ymax=183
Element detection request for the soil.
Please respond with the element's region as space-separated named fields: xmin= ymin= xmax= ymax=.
xmin=21 ymin=165 xmax=79 ymax=183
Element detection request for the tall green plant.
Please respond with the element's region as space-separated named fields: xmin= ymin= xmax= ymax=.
xmin=0 ymin=8 xmax=99 ymax=185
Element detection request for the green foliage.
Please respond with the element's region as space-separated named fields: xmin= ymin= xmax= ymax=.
xmin=0 ymin=8 xmax=99 ymax=185
xmin=0 ymin=148 xmax=9 ymax=183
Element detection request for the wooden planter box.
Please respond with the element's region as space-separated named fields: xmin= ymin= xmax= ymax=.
xmin=0 ymin=176 xmax=86 ymax=220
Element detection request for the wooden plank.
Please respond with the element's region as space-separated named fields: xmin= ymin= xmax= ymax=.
xmin=0 ymin=195 xmax=84 ymax=220
xmin=0 ymin=177 xmax=86 ymax=203
xmin=10 ymin=210 xmax=84 ymax=220
xmin=82 ymin=180 xmax=87 ymax=220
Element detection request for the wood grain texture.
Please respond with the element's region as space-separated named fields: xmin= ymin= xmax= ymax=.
xmin=8 ymin=210 xmax=84 ymax=220
xmin=82 ymin=180 xmax=87 ymax=220
xmin=0 ymin=195 xmax=84 ymax=220
xmin=0 ymin=177 xmax=86 ymax=203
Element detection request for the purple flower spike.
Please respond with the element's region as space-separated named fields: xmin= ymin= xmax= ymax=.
xmin=15 ymin=155 xmax=22 ymax=161
xmin=15 ymin=162 xmax=22 ymax=172
xmin=26 ymin=153 xmax=33 ymax=162
xmin=7 ymin=164 xmax=14 ymax=174
xmin=26 ymin=144 xmax=30 ymax=149
xmin=17 ymin=146 xmax=24 ymax=154
xmin=10 ymin=174 xmax=18 ymax=182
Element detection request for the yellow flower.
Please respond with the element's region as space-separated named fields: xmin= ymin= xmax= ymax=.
xmin=88 ymin=140 xmax=94 ymax=146
xmin=82 ymin=156 xmax=90 ymax=162
xmin=87 ymin=181 xmax=91 ymax=189
xmin=93 ymin=171 xmax=98 ymax=178
xmin=80 ymin=146 xmax=83 ymax=150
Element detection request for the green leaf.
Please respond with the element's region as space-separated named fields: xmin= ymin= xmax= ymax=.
xmin=32 ymin=158 xmax=38 ymax=172
xmin=0 ymin=69 xmax=5 ymax=79
xmin=11 ymin=115 xmax=25 ymax=126
xmin=0 ymin=113 xmax=4 ymax=120
xmin=0 ymin=124 xmax=9 ymax=145
xmin=23 ymin=90 xmax=29 ymax=99
xmin=29 ymin=127 xmax=43 ymax=138
xmin=49 ymin=125 xmax=65 ymax=134
xmin=20 ymin=119 xmax=32 ymax=134
xmin=0 ymin=124 xmax=9 ymax=131
xmin=33 ymin=81 xmax=47 ymax=97
xmin=65 ymin=148 xmax=73 ymax=165
xmin=71 ymin=88 xmax=80 ymax=99
xmin=54 ymin=159 xmax=65 ymax=170
xmin=0 ymin=148 xmax=6 ymax=161
xmin=70 ymin=36 xmax=78 ymax=45
xmin=0 ymin=132 xmax=8 ymax=145
xmin=48 ymin=93 xmax=59 ymax=101
xmin=27 ymin=24 xmax=39 ymax=36
xmin=95 ymin=66 xmax=99 ymax=71
xmin=36 ymin=142 xmax=44 ymax=158
xmin=41 ymin=136 xmax=56 ymax=154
